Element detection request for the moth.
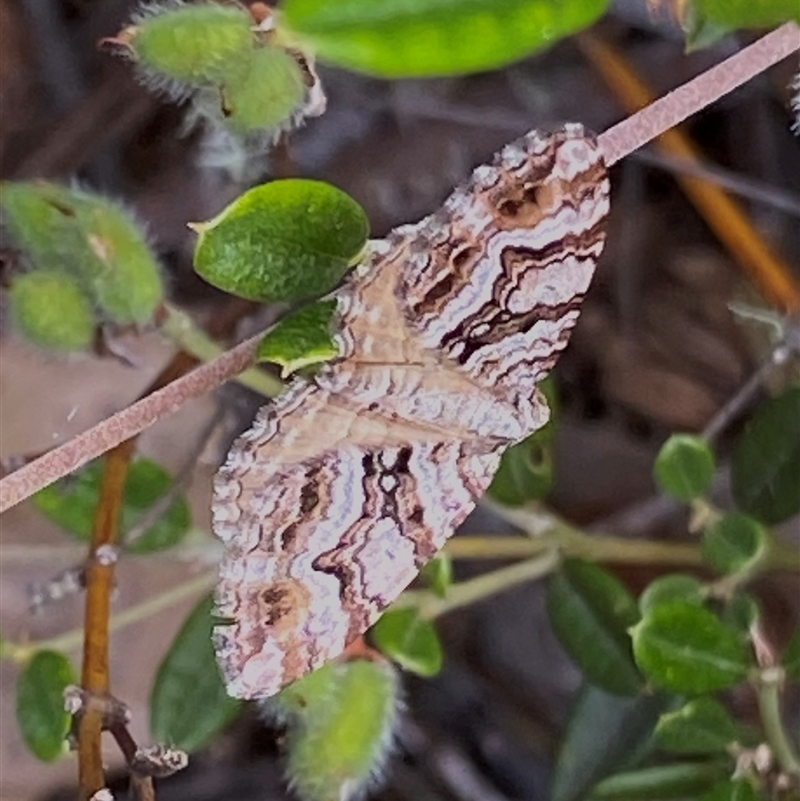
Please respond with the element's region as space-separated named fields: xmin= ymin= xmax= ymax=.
xmin=212 ymin=124 xmax=610 ymax=698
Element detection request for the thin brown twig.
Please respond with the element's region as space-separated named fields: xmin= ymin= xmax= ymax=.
xmin=78 ymin=437 xmax=135 ymax=800
xmin=0 ymin=24 xmax=798 ymax=514
xmin=76 ymin=351 xmax=199 ymax=800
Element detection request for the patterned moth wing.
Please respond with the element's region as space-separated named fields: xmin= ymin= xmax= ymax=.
xmin=212 ymin=124 xmax=608 ymax=699
xmin=400 ymin=123 xmax=610 ymax=406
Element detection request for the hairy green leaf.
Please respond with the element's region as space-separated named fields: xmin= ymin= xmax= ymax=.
xmin=276 ymin=659 xmax=399 ymax=801
xmin=150 ymin=595 xmax=241 ymax=751
xmin=547 ymin=559 xmax=643 ymax=695
xmin=132 ymin=4 xmax=254 ymax=87
xmin=215 ymin=46 xmax=307 ymax=135
xmin=1 ymin=182 xmax=162 ymax=324
xmin=282 ymin=0 xmax=609 ymax=77
xmin=1 ymin=181 xmax=85 ymax=273
xmin=10 ymin=271 xmax=95 ymax=351
xmin=193 ymin=179 xmax=369 ymax=302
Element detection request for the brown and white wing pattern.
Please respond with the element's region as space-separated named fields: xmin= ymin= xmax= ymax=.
xmin=398 ymin=124 xmax=609 ymax=406
xmin=212 ymin=124 xmax=609 ymax=699
xmin=213 ymin=393 xmax=502 ymax=697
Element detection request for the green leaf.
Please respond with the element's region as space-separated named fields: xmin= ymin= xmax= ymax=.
xmin=256 ymin=299 xmax=338 ymax=377
xmin=591 ymin=762 xmax=727 ymax=799
xmin=150 ymin=595 xmax=242 ymax=752
xmin=193 ymin=179 xmax=369 ymax=302
xmin=420 ymin=553 xmax=452 ymax=598
xmin=700 ymin=779 xmax=760 ymax=801
xmin=722 ymin=592 xmax=760 ymax=634
xmin=214 ymin=46 xmax=307 ymax=135
xmin=632 ymin=601 xmax=751 ymax=694
xmin=370 ymin=608 xmax=443 ymax=677
xmin=547 ymin=559 xmax=643 ymax=696
xmin=655 ymin=697 xmax=739 ymax=755
xmin=16 ymin=650 xmax=76 ymax=761
xmin=679 ymin=2 xmax=731 ymax=52
xmin=695 ymin=0 xmax=800 ymax=28
xmin=131 ymin=4 xmax=254 ymax=87
xmin=9 ymin=271 xmax=95 ymax=351
xmin=67 ymin=191 xmax=163 ymax=324
xmin=282 ymin=0 xmax=609 ymax=78
xmin=276 ymin=659 xmax=399 ymax=801
xmin=1 ymin=181 xmax=82 ymax=273
xmin=653 ymin=434 xmax=715 ymax=503
xmin=488 ymin=376 xmax=556 ymax=504
xmin=782 ymin=630 xmax=800 ymax=681
xmin=1 ymin=182 xmax=162 ymax=324
xmin=551 ymin=683 xmax=671 ymax=801
xmin=732 ymin=387 xmax=800 ymax=524
xmin=33 ymin=457 xmax=191 ymax=553
xmin=639 ymin=574 xmax=706 ymax=616
xmin=702 ymin=512 xmax=769 ymax=577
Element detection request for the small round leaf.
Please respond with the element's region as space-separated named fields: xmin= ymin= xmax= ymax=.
xmin=150 ymin=595 xmax=242 ymax=752
xmin=256 ymin=299 xmax=339 ymax=377
xmin=16 ymin=650 xmax=76 ymax=761
xmin=653 ymin=434 xmax=715 ymax=503
xmin=371 ymin=608 xmax=443 ymax=677
xmin=701 ymin=512 xmax=769 ymax=577
xmin=639 ymin=574 xmax=706 ymax=616
xmin=546 ymin=559 xmax=643 ymax=696
xmin=655 ymin=697 xmax=739 ymax=754
xmin=193 ymin=179 xmax=369 ymax=302
xmin=732 ymin=387 xmax=800 ymax=525
xmin=632 ymin=601 xmax=751 ymax=694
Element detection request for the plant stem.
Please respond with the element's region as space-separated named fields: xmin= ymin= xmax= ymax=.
xmin=160 ymin=303 xmax=283 ymax=398
xmin=3 ymin=571 xmax=216 ymax=663
xmin=403 ymin=550 xmax=560 ymax=621
xmin=757 ymin=669 xmax=800 ymax=775
xmin=79 ymin=438 xmax=135 ymax=799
